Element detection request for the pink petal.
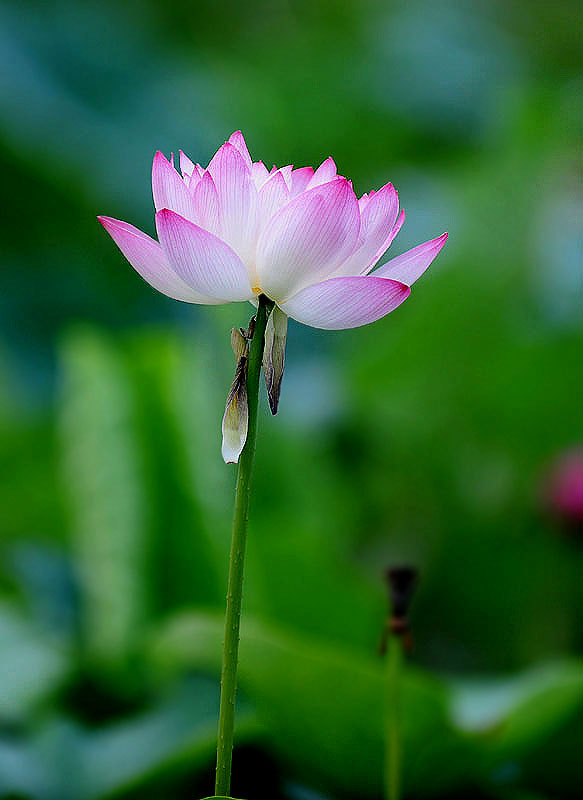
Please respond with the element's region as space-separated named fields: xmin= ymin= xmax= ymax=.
xmin=277 ymin=165 xmax=293 ymax=190
xmin=206 ymin=142 xmax=258 ymax=264
xmin=256 ymin=177 xmax=360 ymax=302
xmin=184 ymin=162 xmax=205 ymax=191
xmin=152 ymin=151 xmax=197 ymax=221
xmin=358 ymin=193 xmax=370 ymax=212
xmin=192 ymin=171 xmax=221 ymax=236
xmin=257 ymin=171 xmax=290 ymax=229
xmin=228 ymin=130 xmax=253 ymax=169
xmin=374 ymin=232 xmax=448 ymax=285
xmin=386 ymin=209 xmax=405 ymax=248
xmin=333 ymin=182 xmax=400 ymax=277
xmin=156 ymin=209 xmax=252 ymax=301
xmin=97 ymin=216 xmax=219 ymax=304
xmin=280 ymin=275 xmax=410 ymax=330
xmin=307 ymin=156 xmax=337 ymax=189
xmin=291 ymin=166 xmax=314 ymax=197
xmin=179 ymin=150 xmax=195 ymax=178
xmin=252 ymin=160 xmax=270 ymax=189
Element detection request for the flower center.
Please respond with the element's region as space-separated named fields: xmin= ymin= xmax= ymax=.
xmin=252 ymin=286 xmax=262 ymax=295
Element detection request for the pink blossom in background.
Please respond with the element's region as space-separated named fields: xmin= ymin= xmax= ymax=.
xmin=98 ymin=131 xmax=447 ymax=330
xmin=544 ymin=448 xmax=583 ymax=529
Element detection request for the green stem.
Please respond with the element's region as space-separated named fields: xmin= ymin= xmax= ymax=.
xmin=385 ymin=634 xmax=403 ymax=800
xmin=215 ymin=295 xmax=273 ymax=798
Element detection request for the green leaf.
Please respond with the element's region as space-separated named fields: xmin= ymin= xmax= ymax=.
xmin=124 ymin=331 xmax=224 ymax=610
xmin=58 ymin=327 xmax=147 ymax=663
xmin=447 ymin=660 xmax=583 ymax=792
xmin=79 ymin=678 xmax=257 ymax=799
xmin=150 ymin=611 xmax=469 ymax=798
xmin=0 ymin=603 xmax=69 ymax=721
xmin=151 ymin=612 xmax=583 ymax=797
xmin=0 ymin=738 xmax=50 ymax=798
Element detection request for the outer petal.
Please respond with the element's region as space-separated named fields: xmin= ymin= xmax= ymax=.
xmin=156 ymin=209 xmax=252 ymax=301
xmin=374 ymin=232 xmax=448 ymax=285
xmin=280 ymin=275 xmax=410 ymax=330
xmin=256 ymin=177 xmax=360 ymax=302
xmin=192 ymin=171 xmax=221 ymax=236
xmin=307 ymin=156 xmax=337 ymax=189
xmin=206 ymin=142 xmax=258 ymax=266
xmin=257 ymin=171 xmax=290 ymax=231
xmin=385 ymin=209 xmax=405 ymax=250
xmin=291 ymin=166 xmax=314 ymax=197
xmin=228 ymin=130 xmax=253 ymax=169
xmin=97 ymin=216 xmax=219 ymax=304
xmin=332 ymin=182 xmax=400 ymax=277
xmin=152 ymin=151 xmax=197 ymax=221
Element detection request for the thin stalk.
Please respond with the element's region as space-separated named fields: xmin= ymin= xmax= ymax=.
xmin=385 ymin=634 xmax=403 ymax=800
xmin=215 ymin=294 xmax=273 ymax=798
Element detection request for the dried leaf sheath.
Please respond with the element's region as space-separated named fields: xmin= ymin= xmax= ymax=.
xmin=262 ymin=306 xmax=288 ymax=414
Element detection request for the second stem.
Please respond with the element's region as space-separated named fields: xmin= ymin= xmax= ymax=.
xmin=215 ymin=294 xmax=273 ymax=798
xmin=385 ymin=635 xmax=403 ymax=800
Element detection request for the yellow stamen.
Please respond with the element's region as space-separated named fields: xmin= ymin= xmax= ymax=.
xmin=252 ymin=286 xmax=262 ymax=295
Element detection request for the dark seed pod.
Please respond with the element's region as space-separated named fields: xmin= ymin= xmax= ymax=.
xmin=380 ymin=566 xmax=418 ymax=654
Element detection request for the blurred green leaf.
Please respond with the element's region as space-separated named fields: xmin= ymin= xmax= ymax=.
xmin=0 ymin=603 xmax=69 ymax=722
xmin=78 ymin=678 xmax=257 ymax=800
xmin=0 ymin=680 xmax=257 ymax=800
xmin=151 ymin=612 xmax=583 ymax=797
xmin=150 ymin=611 xmax=471 ymax=797
xmin=58 ymin=327 xmax=148 ymax=664
xmin=0 ymin=738 xmax=50 ymax=798
xmin=450 ymin=660 xmax=583 ymax=793
xmin=123 ymin=331 xmax=228 ymax=611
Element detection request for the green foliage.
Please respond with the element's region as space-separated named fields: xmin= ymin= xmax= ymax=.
xmin=59 ymin=328 xmax=148 ymax=663
xmin=0 ymin=316 xmax=580 ymax=798
xmin=151 ymin=611 xmax=582 ymax=798
xmin=0 ymin=604 xmax=69 ymax=722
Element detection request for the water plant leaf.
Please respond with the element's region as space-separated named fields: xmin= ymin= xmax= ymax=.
xmin=150 ymin=611 xmax=468 ymax=798
xmin=0 ymin=603 xmax=69 ymax=721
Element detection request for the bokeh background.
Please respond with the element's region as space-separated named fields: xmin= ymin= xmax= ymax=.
xmin=1 ymin=0 xmax=581 ymax=798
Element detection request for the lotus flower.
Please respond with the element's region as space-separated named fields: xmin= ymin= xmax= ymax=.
xmin=98 ymin=131 xmax=447 ymax=330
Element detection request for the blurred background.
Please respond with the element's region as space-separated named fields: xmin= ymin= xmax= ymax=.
xmin=0 ymin=0 xmax=581 ymax=798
